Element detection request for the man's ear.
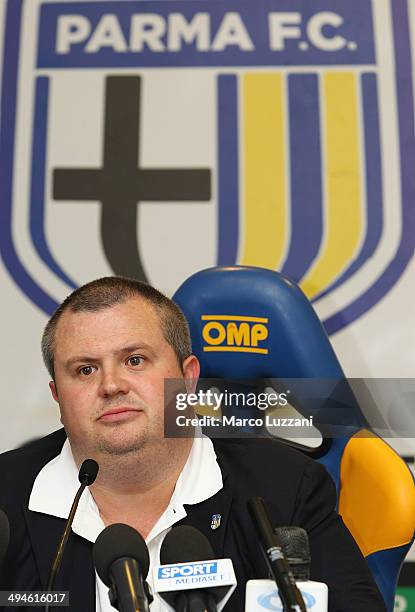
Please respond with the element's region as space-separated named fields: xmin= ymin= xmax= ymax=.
xmin=182 ymin=354 xmax=200 ymax=394
xmin=49 ymin=380 xmax=59 ymax=403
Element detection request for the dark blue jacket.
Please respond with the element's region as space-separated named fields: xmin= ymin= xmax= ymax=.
xmin=0 ymin=429 xmax=385 ymax=611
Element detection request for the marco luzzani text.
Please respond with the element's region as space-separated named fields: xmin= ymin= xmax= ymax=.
xmin=174 ymin=389 xmax=314 ymax=429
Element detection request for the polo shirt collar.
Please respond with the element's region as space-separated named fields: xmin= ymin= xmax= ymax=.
xmin=28 ymin=435 xmax=223 ymax=543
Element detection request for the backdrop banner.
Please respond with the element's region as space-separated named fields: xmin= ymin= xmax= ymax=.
xmin=1 ymin=0 xmax=414 ymax=464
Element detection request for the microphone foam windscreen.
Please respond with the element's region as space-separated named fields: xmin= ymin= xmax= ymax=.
xmin=78 ymin=459 xmax=99 ymax=485
xmin=275 ymin=526 xmax=310 ymax=562
xmin=275 ymin=526 xmax=311 ymax=580
xmin=160 ymin=525 xmax=214 ymax=565
xmin=93 ymin=523 xmax=150 ymax=586
xmin=0 ymin=509 xmax=9 ymax=564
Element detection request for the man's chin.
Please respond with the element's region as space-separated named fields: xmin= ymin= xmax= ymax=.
xmin=94 ymin=431 xmax=149 ymax=456
xmin=96 ymin=439 xmax=146 ymax=456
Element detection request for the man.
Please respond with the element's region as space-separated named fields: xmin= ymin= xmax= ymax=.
xmin=0 ymin=277 xmax=385 ymax=611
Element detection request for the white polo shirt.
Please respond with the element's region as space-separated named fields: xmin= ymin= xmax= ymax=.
xmin=28 ymin=437 xmax=223 ymax=611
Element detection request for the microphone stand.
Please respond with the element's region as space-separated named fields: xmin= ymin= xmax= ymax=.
xmin=108 ymin=558 xmax=152 ymax=612
xmin=45 ymin=476 xmax=89 ymax=612
xmin=248 ymin=497 xmax=306 ymax=612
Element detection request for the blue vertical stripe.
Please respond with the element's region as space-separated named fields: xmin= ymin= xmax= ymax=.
xmin=30 ymin=77 xmax=77 ymax=288
xmin=324 ymin=0 xmax=415 ymax=335
xmin=281 ymin=74 xmax=323 ymax=282
xmin=361 ymin=73 xmax=383 ymax=259
xmin=0 ymin=0 xmax=58 ymax=314
xmin=217 ymin=74 xmax=238 ymax=265
xmin=317 ymin=72 xmax=383 ymax=299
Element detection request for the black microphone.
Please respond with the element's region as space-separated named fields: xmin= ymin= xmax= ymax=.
xmin=46 ymin=459 xmax=99 ymax=595
xmin=275 ymin=527 xmax=311 ymax=581
xmin=275 ymin=526 xmax=328 ymax=609
xmin=78 ymin=459 xmax=99 ymax=486
xmin=159 ymin=525 xmax=230 ymax=612
xmin=93 ymin=523 xmax=152 ymax=612
xmin=0 ymin=508 xmax=10 ymax=568
xmin=248 ymin=497 xmax=306 ymax=612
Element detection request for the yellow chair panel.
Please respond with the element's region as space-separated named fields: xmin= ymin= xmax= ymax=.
xmin=338 ymin=430 xmax=415 ymax=557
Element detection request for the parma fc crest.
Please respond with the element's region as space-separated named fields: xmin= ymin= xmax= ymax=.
xmin=1 ymin=0 xmax=414 ymax=334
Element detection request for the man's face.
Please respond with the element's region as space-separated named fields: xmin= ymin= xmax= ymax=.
xmin=50 ymin=297 xmax=199 ymax=459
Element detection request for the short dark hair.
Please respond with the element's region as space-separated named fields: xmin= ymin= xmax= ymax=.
xmin=41 ymin=277 xmax=192 ymax=379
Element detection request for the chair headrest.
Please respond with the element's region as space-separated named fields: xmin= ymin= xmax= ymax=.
xmin=173 ymin=266 xmax=344 ymax=379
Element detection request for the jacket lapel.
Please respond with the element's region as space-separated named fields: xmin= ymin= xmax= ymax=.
xmin=180 ymin=486 xmax=233 ymax=557
xmin=24 ymin=509 xmax=95 ymax=611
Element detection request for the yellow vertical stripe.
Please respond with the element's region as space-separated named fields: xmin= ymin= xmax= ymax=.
xmin=241 ymin=73 xmax=287 ymax=269
xmin=301 ymin=72 xmax=363 ymax=299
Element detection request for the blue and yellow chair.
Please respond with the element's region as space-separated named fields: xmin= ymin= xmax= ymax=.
xmin=173 ymin=265 xmax=415 ymax=612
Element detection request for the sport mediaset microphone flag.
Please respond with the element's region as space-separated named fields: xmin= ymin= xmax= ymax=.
xmin=154 ymin=526 xmax=236 ymax=612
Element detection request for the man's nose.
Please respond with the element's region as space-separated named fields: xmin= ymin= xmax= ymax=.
xmin=99 ymin=366 xmax=129 ymax=397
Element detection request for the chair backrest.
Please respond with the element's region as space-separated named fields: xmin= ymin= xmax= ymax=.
xmin=173 ymin=265 xmax=415 ymax=611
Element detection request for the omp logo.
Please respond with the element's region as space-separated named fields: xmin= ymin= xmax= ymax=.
xmin=158 ymin=561 xmax=217 ymax=579
xmin=201 ymin=315 xmax=268 ymax=354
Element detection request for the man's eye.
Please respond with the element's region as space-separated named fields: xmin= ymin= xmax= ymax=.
xmin=79 ymin=366 xmax=95 ymax=376
xmin=127 ymin=355 xmax=144 ymax=367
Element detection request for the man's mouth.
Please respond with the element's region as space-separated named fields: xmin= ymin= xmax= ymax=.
xmin=98 ymin=407 xmax=142 ymax=422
